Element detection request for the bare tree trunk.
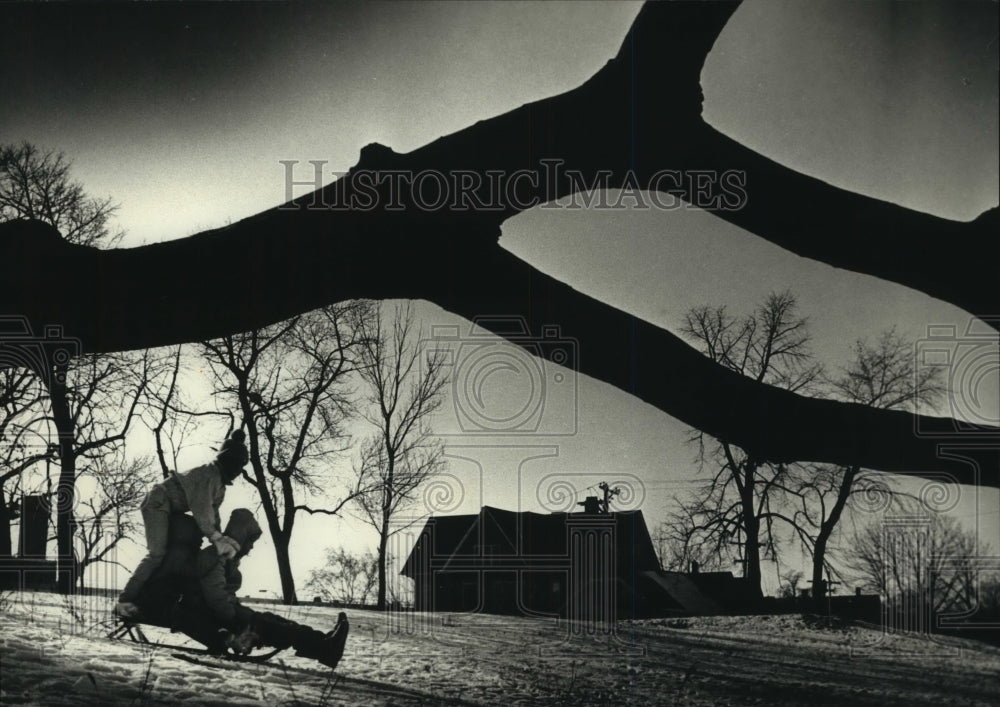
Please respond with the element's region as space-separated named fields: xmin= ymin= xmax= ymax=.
xmin=48 ymin=362 xmax=78 ymax=594
xmin=376 ymin=515 xmax=390 ymax=610
xmin=355 ymin=304 xmax=446 ymax=610
xmin=375 ymin=464 xmax=394 ymax=611
xmin=743 ymin=528 xmax=762 ymax=599
xmin=740 ymin=476 xmax=763 ymax=599
xmin=253 ymin=474 xmax=299 ymax=605
xmin=272 ymin=532 xmax=298 ymax=605
xmin=278 ymin=477 xmax=298 ymax=605
xmin=811 ymin=466 xmax=857 ymax=604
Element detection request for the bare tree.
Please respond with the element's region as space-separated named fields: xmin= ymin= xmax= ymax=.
xmin=652 ymin=517 xmax=724 ymax=573
xmin=0 ymin=142 xmax=123 ymax=248
xmin=848 ymin=514 xmax=988 ymax=616
xmin=0 ymin=343 xmax=153 ymax=591
xmin=140 ymin=345 xmax=211 ymax=480
xmin=1 ymin=141 xmax=125 ymax=590
xmin=781 ymin=329 xmax=947 ymax=600
xmin=198 ymin=303 xmax=369 ymax=603
xmin=0 ymin=367 xmax=53 ymax=556
xmin=52 ymin=350 xmax=156 ymax=588
xmin=305 ymin=546 xmax=378 ymax=606
xmin=829 ymin=329 xmax=947 ymax=411
xmin=676 ymin=290 xmax=822 ymax=597
xmin=73 ymin=453 xmax=156 ymax=589
xmin=353 ymin=301 xmax=448 ymax=610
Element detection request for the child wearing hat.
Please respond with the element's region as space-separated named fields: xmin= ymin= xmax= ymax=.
xmin=115 ymin=429 xmax=250 ymax=619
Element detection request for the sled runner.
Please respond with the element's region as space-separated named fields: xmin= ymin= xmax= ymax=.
xmin=108 ymin=618 xmax=285 ymax=663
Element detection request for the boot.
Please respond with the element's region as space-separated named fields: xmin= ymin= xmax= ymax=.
xmin=322 ymin=612 xmax=350 ymax=669
xmin=294 ymin=612 xmax=349 ymax=669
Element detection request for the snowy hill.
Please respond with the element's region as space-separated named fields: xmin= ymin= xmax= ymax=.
xmin=2 ymin=591 xmax=999 ymax=705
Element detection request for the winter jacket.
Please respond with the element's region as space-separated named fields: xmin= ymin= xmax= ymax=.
xmin=196 ymin=508 xmax=263 ymax=622
xmin=134 ymin=514 xmax=203 ymax=626
xmin=158 ymin=462 xmax=226 ymax=538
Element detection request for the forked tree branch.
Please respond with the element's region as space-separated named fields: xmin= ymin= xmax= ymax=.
xmin=1 ymin=1 xmax=996 ymax=482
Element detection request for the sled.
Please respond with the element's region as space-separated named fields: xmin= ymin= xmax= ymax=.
xmin=167 ymin=642 xmax=284 ymax=665
xmin=107 ymin=618 xmax=284 ymax=663
xmin=168 ymin=645 xmax=345 ymax=687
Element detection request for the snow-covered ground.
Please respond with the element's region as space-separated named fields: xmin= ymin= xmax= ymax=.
xmin=2 ymin=591 xmax=999 ymax=706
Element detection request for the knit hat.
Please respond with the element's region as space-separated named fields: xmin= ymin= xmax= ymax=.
xmin=216 ymin=429 xmax=249 ymax=483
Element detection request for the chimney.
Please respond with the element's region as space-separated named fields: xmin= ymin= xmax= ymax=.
xmin=576 ymin=496 xmax=601 ymax=514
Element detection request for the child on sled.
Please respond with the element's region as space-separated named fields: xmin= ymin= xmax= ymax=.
xmin=115 ymin=429 xmax=249 ymax=618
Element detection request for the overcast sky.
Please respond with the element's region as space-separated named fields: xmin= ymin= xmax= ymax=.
xmin=2 ymin=1 xmax=997 ymax=596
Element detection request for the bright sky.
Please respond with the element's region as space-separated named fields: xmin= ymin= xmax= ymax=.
xmin=3 ymin=1 xmax=997 ymax=597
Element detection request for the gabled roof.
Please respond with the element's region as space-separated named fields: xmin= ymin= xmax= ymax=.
xmin=401 ymin=506 xmax=659 ymax=577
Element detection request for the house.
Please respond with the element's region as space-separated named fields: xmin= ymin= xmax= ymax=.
xmin=400 ymin=503 xmax=753 ymax=619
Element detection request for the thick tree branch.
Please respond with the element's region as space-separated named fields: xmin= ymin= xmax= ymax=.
xmin=1 ymin=1 xmax=995 ymax=481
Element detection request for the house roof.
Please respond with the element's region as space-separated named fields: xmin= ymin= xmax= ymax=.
xmin=644 ymin=571 xmax=723 ymax=615
xmin=400 ymin=506 xmax=660 ymax=578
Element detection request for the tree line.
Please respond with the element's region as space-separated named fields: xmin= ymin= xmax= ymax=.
xmin=653 ymin=291 xmax=997 ymax=621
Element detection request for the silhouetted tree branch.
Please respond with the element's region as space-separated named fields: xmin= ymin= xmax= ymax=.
xmin=197 ymin=301 xmax=370 ymax=603
xmin=790 ymin=329 xmax=948 ymax=601
xmin=353 ymin=301 xmax=448 ymax=610
xmin=676 ymin=291 xmax=820 ymax=596
xmin=1 ymin=2 xmax=995 ymax=484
